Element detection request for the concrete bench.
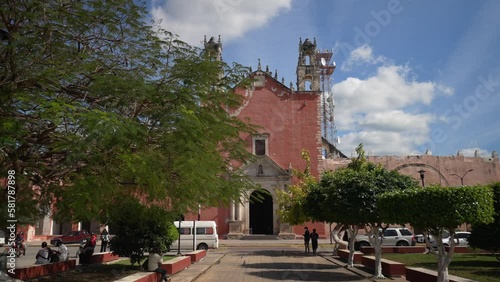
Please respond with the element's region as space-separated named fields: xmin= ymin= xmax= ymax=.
xmin=115 ymin=256 xmax=191 ymax=282
xmin=8 ymin=259 xmax=76 ymax=280
xmin=406 ymin=267 xmax=478 ymax=282
xmin=361 ymin=255 xmax=405 ymax=277
xmin=89 ymin=252 xmax=120 ymax=264
xmin=161 ymin=256 xmax=191 ymax=274
xmin=185 ymin=250 xmax=206 ymax=263
xmin=337 ymin=249 xmax=363 ymax=264
xmin=360 ymin=246 xmax=426 ymax=254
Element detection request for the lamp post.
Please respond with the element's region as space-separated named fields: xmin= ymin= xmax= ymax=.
xmin=451 ymin=169 xmax=474 ymax=186
xmin=418 ymin=170 xmax=426 ymax=187
xmin=177 ymin=214 xmax=184 ymax=256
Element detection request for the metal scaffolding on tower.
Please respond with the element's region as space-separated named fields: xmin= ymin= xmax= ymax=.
xmin=316 ymin=49 xmax=339 ymax=158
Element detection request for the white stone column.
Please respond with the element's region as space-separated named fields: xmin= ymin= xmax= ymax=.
xmin=230 ymin=200 xmax=235 ymax=221
xmin=237 ymin=201 xmax=244 ymax=220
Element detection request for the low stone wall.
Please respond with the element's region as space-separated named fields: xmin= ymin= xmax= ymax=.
xmin=185 ymin=250 xmax=206 ymax=263
xmin=360 ymin=246 xmax=426 ymax=254
xmin=115 ymin=256 xmax=191 ymax=282
xmin=445 ymin=246 xmax=480 ymax=253
xmin=8 ymin=259 xmax=77 ymax=280
xmin=337 ymin=249 xmax=363 ymax=264
xmin=89 ymin=252 xmax=121 ymax=264
xmin=161 ymin=256 xmax=191 ymax=274
xmin=361 ymin=255 xmax=405 ymax=277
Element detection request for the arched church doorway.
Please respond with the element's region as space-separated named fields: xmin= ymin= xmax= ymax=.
xmin=249 ymin=189 xmax=273 ymax=234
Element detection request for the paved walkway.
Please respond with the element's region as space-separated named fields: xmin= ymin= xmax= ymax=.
xmin=169 ymin=240 xmax=380 ymax=282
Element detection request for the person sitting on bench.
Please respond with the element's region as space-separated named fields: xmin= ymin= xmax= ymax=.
xmin=147 ymin=247 xmax=170 ymax=282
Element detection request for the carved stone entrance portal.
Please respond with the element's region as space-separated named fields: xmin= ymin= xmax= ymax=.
xmin=226 ymin=155 xmax=294 ymax=239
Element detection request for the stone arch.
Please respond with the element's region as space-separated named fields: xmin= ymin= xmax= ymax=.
xmin=393 ymin=163 xmax=450 ymax=186
xmin=304 ymin=80 xmax=312 ymax=91
xmin=304 ymin=54 xmax=311 ymax=65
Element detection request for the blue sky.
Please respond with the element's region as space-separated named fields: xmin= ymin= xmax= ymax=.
xmin=149 ymin=0 xmax=500 ymax=157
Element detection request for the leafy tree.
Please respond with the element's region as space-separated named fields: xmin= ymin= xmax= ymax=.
xmin=378 ymin=185 xmax=495 ymax=282
xmin=310 ymin=168 xmax=368 ymax=266
xmin=0 ymin=0 xmax=256 ymax=243
xmin=468 ymin=182 xmax=500 ymax=261
xmin=108 ymin=199 xmax=179 ymax=264
xmin=308 ymin=144 xmax=419 ymax=278
xmin=277 ymin=149 xmax=317 ymax=225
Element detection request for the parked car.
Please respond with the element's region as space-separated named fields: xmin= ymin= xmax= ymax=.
xmin=415 ymin=234 xmax=425 ymax=243
xmin=433 ymin=231 xmax=471 ymax=247
xmin=50 ymin=230 xmax=90 ymax=245
xmin=355 ymin=227 xmax=416 ymax=250
xmin=415 ymin=230 xmax=450 ymax=243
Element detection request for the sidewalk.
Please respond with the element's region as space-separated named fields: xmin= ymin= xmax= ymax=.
xmin=170 ymin=249 xmax=376 ymax=282
xmin=169 ymin=250 xmax=226 ymax=282
xmin=167 ymin=239 xmax=385 ymax=282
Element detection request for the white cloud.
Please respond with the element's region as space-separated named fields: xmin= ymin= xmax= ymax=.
xmin=341 ymin=45 xmax=386 ymax=71
xmin=150 ymin=0 xmax=292 ymax=46
xmin=332 ymin=47 xmax=453 ymax=156
xmin=360 ymin=111 xmax=433 ymax=133
xmin=333 ymin=65 xmax=441 ymax=119
xmin=339 ymin=130 xmax=429 ymax=157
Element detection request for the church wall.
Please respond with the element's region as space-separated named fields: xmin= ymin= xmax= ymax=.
xmin=234 ymin=79 xmax=323 ymax=177
xmin=229 ymin=74 xmax=329 ymax=238
xmin=184 ymin=206 xmax=231 ymax=238
xmin=322 ymin=155 xmax=500 ymax=186
xmin=293 ymin=221 xmax=329 ymax=238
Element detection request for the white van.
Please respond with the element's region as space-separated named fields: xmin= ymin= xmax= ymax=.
xmin=169 ymin=221 xmax=219 ymax=251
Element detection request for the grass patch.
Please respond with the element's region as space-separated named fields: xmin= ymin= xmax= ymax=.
xmin=382 ymin=253 xmax=500 ymax=282
xmin=112 ymin=255 xmax=177 ymax=266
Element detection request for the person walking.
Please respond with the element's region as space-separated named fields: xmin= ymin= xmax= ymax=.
xmin=311 ymin=228 xmax=319 ymax=255
xmin=303 ymin=227 xmax=310 ymax=255
xmin=100 ymin=228 xmax=110 ymax=252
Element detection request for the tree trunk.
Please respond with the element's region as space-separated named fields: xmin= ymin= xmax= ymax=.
xmin=331 ymin=223 xmax=347 ymax=256
xmin=346 ymin=226 xmax=359 ymax=268
xmin=371 ymin=226 xmax=385 ymax=279
xmin=435 ymin=232 xmax=455 ymax=282
xmin=437 ymin=254 xmax=452 ymax=282
xmin=329 ymin=222 xmax=333 ymax=244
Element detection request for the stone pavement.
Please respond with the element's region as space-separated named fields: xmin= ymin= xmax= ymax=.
xmin=168 ymin=239 xmax=397 ymax=282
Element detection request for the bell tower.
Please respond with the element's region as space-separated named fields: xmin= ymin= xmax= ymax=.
xmin=296 ymin=37 xmax=320 ymax=91
xmin=204 ymin=35 xmax=222 ymax=61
